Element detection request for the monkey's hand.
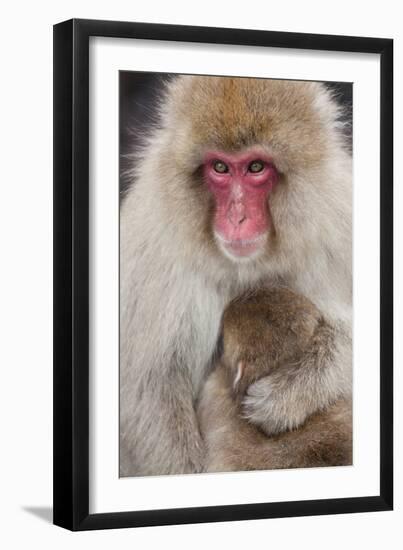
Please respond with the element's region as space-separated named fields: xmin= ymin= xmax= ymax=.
xmin=242 ymin=319 xmax=352 ymax=436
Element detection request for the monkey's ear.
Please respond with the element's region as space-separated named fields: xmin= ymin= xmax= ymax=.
xmin=233 ymin=361 xmax=245 ymax=390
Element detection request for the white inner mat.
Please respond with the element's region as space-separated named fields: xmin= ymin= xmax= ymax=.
xmin=89 ymin=36 xmax=380 ymax=514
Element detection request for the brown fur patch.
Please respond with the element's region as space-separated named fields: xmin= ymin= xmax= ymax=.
xmin=179 ymin=77 xmax=330 ymax=173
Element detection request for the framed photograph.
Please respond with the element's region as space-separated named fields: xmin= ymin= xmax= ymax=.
xmin=53 ymin=19 xmax=393 ymax=531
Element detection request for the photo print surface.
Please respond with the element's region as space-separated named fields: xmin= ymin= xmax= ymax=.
xmin=119 ymin=73 xmax=353 ymax=478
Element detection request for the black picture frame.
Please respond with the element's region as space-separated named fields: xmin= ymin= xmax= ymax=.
xmin=53 ymin=18 xmax=393 ymax=531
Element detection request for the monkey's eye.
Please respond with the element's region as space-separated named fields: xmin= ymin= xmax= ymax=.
xmin=213 ymin=160 xmax=229 ymax=173
xmin=248 ymin=160 xmax=265 ymax=173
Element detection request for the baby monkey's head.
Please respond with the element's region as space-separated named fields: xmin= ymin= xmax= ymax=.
xmin=221 ymin=288 xmax=322 ymax=396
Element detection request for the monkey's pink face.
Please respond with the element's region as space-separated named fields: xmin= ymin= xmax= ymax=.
xmin=203 ymin=149 xmax=279 ymax=260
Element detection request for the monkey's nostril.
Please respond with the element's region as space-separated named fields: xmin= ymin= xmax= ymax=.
xmin=228 ymin=202 xmax=247 ymax=226
xmin=229 ymin=213 xmax=246 ymax=226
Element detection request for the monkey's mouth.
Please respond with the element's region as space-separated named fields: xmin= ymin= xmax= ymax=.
xmin=215 ymin=232 xmax=267 ymax=259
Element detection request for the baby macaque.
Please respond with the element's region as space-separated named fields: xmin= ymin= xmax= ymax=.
xmin=198 ymin=288 xmax=352 ymax=472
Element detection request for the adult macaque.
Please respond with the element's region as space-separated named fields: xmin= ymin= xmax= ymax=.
xmin=197 ymin=288 xmax=352 ymax=472
xmin=120 ymin=76 xmax=352 ymax=476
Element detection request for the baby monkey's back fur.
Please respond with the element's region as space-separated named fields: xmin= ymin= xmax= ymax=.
xmin=198 ymin=288 xmax=352 ymax=472
xmin=222 ymin=288 xmax=322 ymax=395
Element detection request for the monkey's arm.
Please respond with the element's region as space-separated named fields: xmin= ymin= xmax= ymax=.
xmin=243 ymin=318 xmax=352 ymax=436
xmin=120 ymin=193 xmax=220 ymax=477
xmin=120 ymin=365 xmax=205 ymax=476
